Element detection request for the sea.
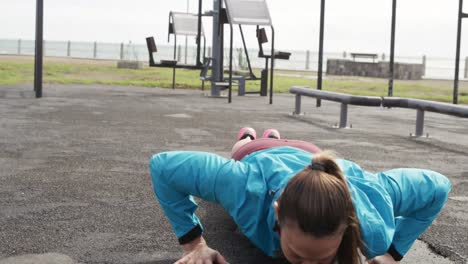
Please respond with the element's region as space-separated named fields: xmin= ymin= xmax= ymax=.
xmin=0 ymin=38 xmax=465 ymax=80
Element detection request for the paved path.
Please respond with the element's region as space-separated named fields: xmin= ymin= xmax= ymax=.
xmin=0 ymin=84 xmax=466 ymax=263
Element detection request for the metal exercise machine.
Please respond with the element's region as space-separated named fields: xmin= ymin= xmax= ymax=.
xmin=223 ymin=0 xmax=291 ymax=103
xmin=146 ymin=11 xmax=208 ymax=89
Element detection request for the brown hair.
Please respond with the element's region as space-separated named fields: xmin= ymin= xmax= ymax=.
xmin=277 ymin=151 xmax=366 ymax=264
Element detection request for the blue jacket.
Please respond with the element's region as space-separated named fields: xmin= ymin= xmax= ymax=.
xmin=149 ymin=147 xmax=451 ymax=259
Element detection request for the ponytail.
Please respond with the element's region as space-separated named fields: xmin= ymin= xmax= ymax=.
xmin=278 ymin=151 xmax=366 ymax=264
xmin=309 ymin=151 xmax=346 ymax=183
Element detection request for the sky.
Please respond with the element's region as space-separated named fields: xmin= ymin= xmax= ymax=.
xmin=1 ymin=0 xmax=467 ymax=58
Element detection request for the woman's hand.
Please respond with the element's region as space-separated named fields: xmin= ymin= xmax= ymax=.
xmin=175 ymin=236 xmax=227 ymax=264
xmin=367 ymin=253 xmax=399 ymax=264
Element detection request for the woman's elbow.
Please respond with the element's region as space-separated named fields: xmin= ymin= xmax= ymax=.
xmin=432 ymin=172 xmax=451 ymax=210
xmin=149 ymin=152 xmax=169 ymax=186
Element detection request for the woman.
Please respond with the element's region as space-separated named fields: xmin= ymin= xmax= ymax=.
xmin=149 ymin=128 xmax=451 ymax=264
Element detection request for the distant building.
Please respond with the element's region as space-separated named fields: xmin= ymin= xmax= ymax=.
xmin=327 ymin=54 xmax=425 ymax=80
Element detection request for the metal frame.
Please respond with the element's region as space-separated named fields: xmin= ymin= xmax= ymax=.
xmin=316 ymin=0 xmax=325 ymax=107
xmin=315 ymin=0 xmax=397 ymax=100
xmin=383 ymin=97 xmax=468 ymax=136
xmin=388 ymin=0 xmax=397 ymax=97
xmin=227 ymin=25 xmax=275 ymax=104
xmin=291 ymin=86 xmax=468 ymax=136
xmin=290 ymin=87 xmax=382 ymax=128
xmin=224 ymin=0 xmax=275 ymax=104
xmin=238 ymin=25 xmax=256 ymax=79
xmin=209 ymin=0 xmax=224 ymax=97
xmin=34 ymin=0 xmax=44 ymax=98
xmin=196 ymin=0 xmax=203 ymax=67
xmin=160 ymin=11 xmax=208 ymax=89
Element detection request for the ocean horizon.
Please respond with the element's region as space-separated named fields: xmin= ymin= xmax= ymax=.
xmin=0 ymin=38 xmax=465 ymax=80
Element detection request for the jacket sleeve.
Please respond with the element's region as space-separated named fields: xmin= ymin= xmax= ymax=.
xmin=376 ymin=168 xmax=451 ymax=260
xmin=337 ymin=159 xmax=395 ymax=258
xmin=149 ymin=151 xmax=248 ymax=244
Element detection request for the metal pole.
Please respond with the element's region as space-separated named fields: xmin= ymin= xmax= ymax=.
xmin=294 ymin=94 xmax=302 ymax=115
xmin=454 ymin=0 xmax=464 ymax=104
xmin=306 ymin=50 xmax=310 ymax=70
xmin=173 ymin=37 xmax=177 ymax=89
xmin=120 ymin=43 xmax=124 ymax=60
xmin=422 ymin=55 xmax=426 ymax=77
xmin=178 ymin=45 xmax=182 ymax=61
xmin=196 ymin=0 xmax=203 ymax=66
xmin=93 ymin=41 xmax=97 ymax=59
xmin=388 ymin=0 xmax=397 ymax=97
xmin=317 ymin=0 xmax=325 ymax=107
xmin=67 ymin=41 xmax=71 ymax=57
xmin=18 ymin=39 xmax=22 ymax=55
xmin=415 ymin=109 xmax=425 ymax=137
xmin=185 ymin=0 xmax=189 ymax=65
xmin=270 ymin=27 xmax=275 ymax=104
xmin=239 ymin=25 xmax=255 ymax=77
xmin=34 ymin=0 xmax=44 ymax=98
xmin=211 ymin=0 xmax=223 ymax=96
xmin=339 ymin=103 xmax=348 ymax=128
xmin=229 ymin=24 xmax=233 ymax=103
xmin=465 ymin=56 xmax=468 ymax=78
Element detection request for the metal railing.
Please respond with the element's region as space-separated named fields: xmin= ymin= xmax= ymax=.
xmin=290 ymin=86 xmax=382 ymax=128
xmin=1 ymin=39 xmax=468 ymax=79
xmin=382 ymin=97 xmax=468 ymax=136
xmin=290 ymin=86 xmax=468 ymax=137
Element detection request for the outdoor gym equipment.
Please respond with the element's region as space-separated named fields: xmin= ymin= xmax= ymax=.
xmin=290 ymin=86 xmax=468 ymax=137
xmin=146 ymin=0 xmax=289 ymax=104
xmin=31 ymin=0 xmax=466 ymax=104
xmin=223 ymin=0 xmax=291 ymax=103
xmin=146 ymin=12 xmax=209 ymax=89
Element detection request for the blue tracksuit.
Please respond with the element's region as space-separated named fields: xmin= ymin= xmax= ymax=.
xmin=149 ymin=147 xmax=451 ymax=260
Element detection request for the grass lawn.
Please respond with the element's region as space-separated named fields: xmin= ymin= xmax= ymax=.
xmin=1 ymin=55 xmax=467 ymax=104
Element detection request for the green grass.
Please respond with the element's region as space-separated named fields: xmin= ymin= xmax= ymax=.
xmin=1 ymin=59 xmax=467 ymax=104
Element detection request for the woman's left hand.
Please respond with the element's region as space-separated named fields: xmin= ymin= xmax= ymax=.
xmin=367 ymin=253 xmax=399 ymax=264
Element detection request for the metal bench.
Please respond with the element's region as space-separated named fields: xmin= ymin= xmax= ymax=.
xmin=382 ymin=97 xmax=468 ymax=137
xmin=290 ymin=86 xmax=382 ymax=128
xmin=350 ymin=53 xmax=378 ymax=63
xmin=290 ymin=86 xmax=468 ymax=137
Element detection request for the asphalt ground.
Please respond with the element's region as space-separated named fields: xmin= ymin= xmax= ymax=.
xmin=0 ymin=84 xmax=467 ymax=264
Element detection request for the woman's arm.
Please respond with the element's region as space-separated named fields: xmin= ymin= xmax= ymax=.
xmin=149 ymin=151 xmax=248 ymax=261
xmin=376 ymin=168 xmax=451 ymax=261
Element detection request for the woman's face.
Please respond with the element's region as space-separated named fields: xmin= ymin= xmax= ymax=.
xmin=279 ymin=221 xmax=344 ymax=264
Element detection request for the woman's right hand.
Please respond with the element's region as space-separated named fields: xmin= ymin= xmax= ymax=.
xmin=367 ymin=253 xmax=399 ymax=264
xmin=175 ymin=236 xmax=227 ymax=264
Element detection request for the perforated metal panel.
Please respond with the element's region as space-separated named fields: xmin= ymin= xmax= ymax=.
xmin=224 ymin=0 xmax=272 ymax=26
xmin=171 ymin=12 xmax=204 ymax=36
